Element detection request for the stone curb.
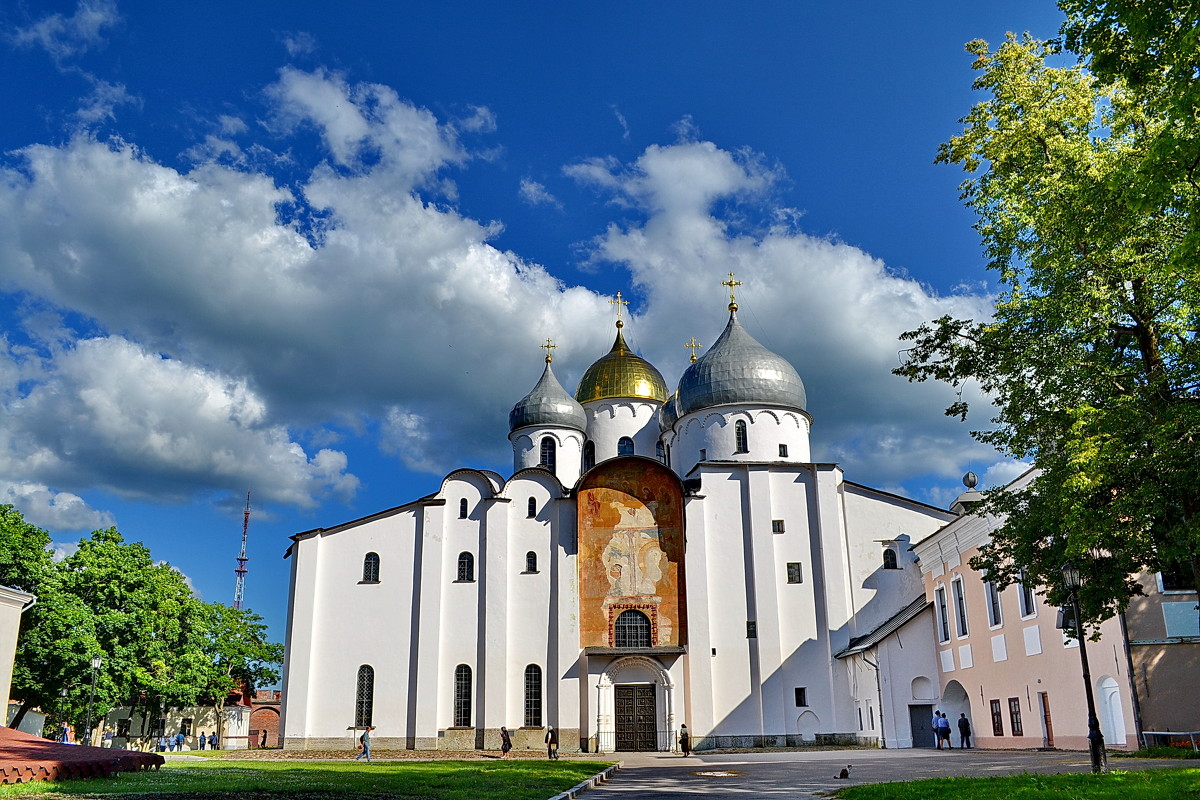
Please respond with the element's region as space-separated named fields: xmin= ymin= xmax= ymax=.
xmin=547 ymin=760 xmax=623 ymax=800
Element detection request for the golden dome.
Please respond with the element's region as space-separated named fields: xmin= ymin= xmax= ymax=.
xmin=574 ymin=327 xmax=669 ymax=404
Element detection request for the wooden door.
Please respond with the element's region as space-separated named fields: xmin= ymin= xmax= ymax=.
xmin=615 ymin=685 xmax=657 ymax=751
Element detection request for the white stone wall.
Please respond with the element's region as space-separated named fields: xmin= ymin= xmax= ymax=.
xmin=665 ymin=405 xmax=811 ymax=475
xmin=509 ymin=427 xmax=585 ymax=486
xmin=583 ymin=400 xmax=662 ymax=464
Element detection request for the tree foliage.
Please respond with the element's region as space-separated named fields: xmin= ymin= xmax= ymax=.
xmin=895 ymin=30 xmax=1200 ymax=626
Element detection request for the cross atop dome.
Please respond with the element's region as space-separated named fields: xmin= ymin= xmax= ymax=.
xmin=722 ymin=272 xmax=742 ymax=311
xmin=685 ymin=337 xmax=703 ymax=362
xmin=609 ymin=291 xmax=629 ymax=328
xmin=540 ymin=338 xmax=557 ymax=363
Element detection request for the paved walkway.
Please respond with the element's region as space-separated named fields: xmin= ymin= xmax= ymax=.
xmin=582 ymin=748 xmax=1195 ymax=798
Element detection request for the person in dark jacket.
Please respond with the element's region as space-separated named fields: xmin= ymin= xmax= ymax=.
xmin=678 ymin=724 xmax=691 ymax=756
xmin=500 ymin=726 xmax=512 ymax=758
xmin=958 ymin=713 xmax=972 ymax=749
xmin=544 ymin=726 xmax=558 ymax=759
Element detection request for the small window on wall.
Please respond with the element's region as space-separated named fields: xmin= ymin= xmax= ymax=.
xmin=882 ymin=549 xmax=899 ymax=570
xmin=540 ymin=437 xmax=557 ymax=471
xmin=1008 ymin=698 xmax=1023 ymax=735
xmin=779 ymin=443 xmax=788 ymax=457
xmin=786 ymin=563 xmax=803 ymax=584
xmin=734 ymin=420 xmax=748 ymax=453
xmin=747 ymin=620 xmax=757 ymax=638
xmin=524 ymin=551 xmax=538 ymax=573
xmin=618 ymin=437 xmax=635 ymax=456
xmin=772 ymin=519 xmax=785 ymax=533
xmin=656 ymin=441 xmax=666 ymax=464
xmin=699 ymin=448 xmax=707 ymax=461
xmin=362 ymin=552 xmax=380 ymax=583
xmin=181 ymin=717 xmax=193 ymax=736
xmin=527 ymin=497 xmax=537 ymax=518
xmin=583 ymin=441 xmax=596 ymax=471
xmin=794 ymin=687 xmax=808 ymax=707
xmin=990 ymin=699 xmax=1004 ymax=736
xmin=456 ymin=552 xmax=475 ymax=582
xmin=459 ymin=499 xmax=468 ymax=519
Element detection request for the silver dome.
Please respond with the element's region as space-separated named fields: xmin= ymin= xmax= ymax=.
xmin=676 ymin=310 xmax=806 ymax=416
xmin=658 ymin=390 xmax=680 ymax=432
xmin=510 ymin=362 xmax=587 ymax=432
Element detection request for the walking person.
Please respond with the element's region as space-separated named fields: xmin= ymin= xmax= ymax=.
xmin=932 ymin=710 xmax=942 ymax=749
xmin=355 ymin=726 xmax=373 ymax=762
xmin=678 ymin=724 xmax=691 ymax=756
xmin=499 ymin=726 xmax=512 ymax=758
xmin=208 ymin=732 xmax=218 ymax=750
xmin=260 ymin=729 xmax=269 ymax=748
xmin=958 ymin=713 xmax=972 ymax=749
xmin=174 ymin=731 xmax=185 ymax=752
xmin=544 ymin=726 xmax=558 ymax=759
xmin=198 ymin=731 xmax=206 ymax=751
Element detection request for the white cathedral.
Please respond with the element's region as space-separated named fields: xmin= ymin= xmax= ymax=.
xmin=280 ymin=285 xmax=958 ymax=752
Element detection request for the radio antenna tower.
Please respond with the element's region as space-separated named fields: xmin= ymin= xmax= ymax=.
xmin=233 ymin=491 xmax=251 ymax=610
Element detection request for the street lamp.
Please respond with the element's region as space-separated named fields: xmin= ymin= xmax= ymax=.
xmin=1061 ymin=563 xmax=1108 ymax=774
xmin=60 ymin=687 xmax=69 ymax=743
xmin=84 ymin=655 xmax=102 ymax=748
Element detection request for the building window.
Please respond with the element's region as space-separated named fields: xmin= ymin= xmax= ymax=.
xmin=935 ymin=586 xmax=950 ymax=643
xmin=985 ymin=580 xmax=1003 ymax=627
xmin=786 ymin=562 xmax=803 ymax=583
xmin=527 ymin=497 xmax=537 ymax=518
xmin=952 ymin=577 xmax=969 ymax=637
xmin=772 ymin=519 xmax=785 ymax=533
xmin=613 ymin=609 xmax=652 ymax=648
xmin=355 ymin=665 xmax=374 ymax=727
xmin=524 ymin=665 xmax=542 ymax=727
xmin=656 ymin=441 xmax=667 ymax=464
xmin=779 ymin=443 xmax=788 ymax=457
xmin=540 ymin=437 xmax=557 ymax=472
xmin=870 ymin=705 xmax=875 ymax=729
xmin=1160 ymin=561 xmax=1194 ymax=592
xmin=453 ymin=665 xmax=472 ymax=727
xmin=882 ymin=548 xmax=899 ymax=570
xmin=734 ymin=420 xmax=748 ymax=453
xmin=583 ymin=441 xmax=595 ymax=471
xmin=362 ymin=552 xmax=380 ymax=583
xmin=117 ymin=718 xmax=131 ymax=738
xmin=1018 ymin=571 xmax=1037 ymax=617
xmin=699 ymin=448 xmax=707 ymax=461
xmin=747 ymin=620 xmax=757 ymax=639
xmin=1008 ymin=698 xmax=1024 ymax=736
xmin=459 ymin=498 xmax=468 ymax=519
xmin=618 ymin=436 xmax=635 ymax=457
xmin=456 ymin=552 xmax=475 ymax=582
xmin=181 ymin=717 xmax=193 ymax=736
xmin=794 ymin=687 xmax=808 ymax=707
xmin=990 ymin=699 xmax=1004 ymax=736
xmin=525 ymin=551 xmax=538 ymax=573
xmin=858 ymin=707 xmax=864 ymax=731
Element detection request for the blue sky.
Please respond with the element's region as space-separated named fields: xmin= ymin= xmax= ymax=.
xmin=0 ymin=1 xmax=1064 ymax=656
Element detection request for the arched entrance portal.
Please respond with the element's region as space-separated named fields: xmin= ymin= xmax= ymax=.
xmin=1097 ymin=676 xmax=1127 ymax=747
xmin=598 ymin=657 xmax=675 ymax=752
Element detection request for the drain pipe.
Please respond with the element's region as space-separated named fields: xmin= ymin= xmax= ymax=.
xmin=863 ymin=654 xmax=886 ymax=749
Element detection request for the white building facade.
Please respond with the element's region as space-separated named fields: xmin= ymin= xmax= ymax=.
xmin=281 ymin=300 xmax=956 ymax=752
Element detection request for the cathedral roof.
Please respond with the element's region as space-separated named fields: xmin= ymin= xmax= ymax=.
xmin=574 ymin=326 xmax=669 ymax=405
xmin=509 ymin=360 xmax=586 ymax=432
xmin=675 ymin=308 xmax=806 ymax=416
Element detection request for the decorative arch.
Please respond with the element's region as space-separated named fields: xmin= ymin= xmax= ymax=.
xmin=605 ymin=655 xmax=673 ymax=686
xmin=796 ymin=710 xmax=821 ymax=741
xmin=911 ymin=676 xmax=935 ymax=700
xmin=1097 ymin=675 xmax=1127 ymax=745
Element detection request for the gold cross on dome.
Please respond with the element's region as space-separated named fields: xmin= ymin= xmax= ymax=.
xmin=609 ymin=291 xmax=630 ymax=328
xmin=540 ymin=338 xmax=557 ymax=363
xmin=721 ymin=272 xmax=743 ymax=308
xmin=685 ymin=337 xmax=703 ymax=362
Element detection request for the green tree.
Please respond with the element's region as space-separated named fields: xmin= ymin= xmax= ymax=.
xmin=0 ymin=504 xmax=54 ymax=594
xmin=895 ymin=33 xmax=1200 ymax=626
xmin=198 ymin=603 xmax=284 ymax=743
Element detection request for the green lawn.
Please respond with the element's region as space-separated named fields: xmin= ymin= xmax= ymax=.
xmin=836 ymin=768 xmax=1200 ymax=800
xmin=0 ymin=759 xmax=609 ymax=800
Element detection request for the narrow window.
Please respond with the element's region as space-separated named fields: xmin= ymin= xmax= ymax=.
xmin=985 ymin=580 xmax=1003 ymax=627
xmin=882 ymin=548 xmax=899 ymax=569
xmin=540 ymin=437 xmax=556 ymax=472
xmin=613 ymin=609 xmax=652 ymax=648
xmin=362 ymin=552 xmax=380 ymax=583
xmin=746 ymin=620 xmax=757 ymax=639
xmin=772 ymin=519 xmax=785 ymax=533
xmin=453 ymin=665 xmax=472 ymax=727
xmin=953 ymin=577 xmax=969 ymax=636
xmin=734 ymin=420 xmax=748 ymax=453
xmin=794 ymin=687 xmax=807 ymax=707
xmin=355 ymin=665 xmax=374 ymax=727
xmin=786 ymin=562 xmax=803 ymax=583
xmin=858 ymin=708 xmax=864 ymax=731
xmin=527 ymin=497 xmax=537 ymax=518
xmin=778 ymin=443 xmax=788 ymax=457
xmin=656 ymin=441 xmax=666 ymax=463
xmin=935 ymin=586 xmax=950 ymax=643
xmin=699 ymin=448 xmax=707 ymax=461
xmin=1008 ymin=698 xmax=1023 ymax=736
xmin=181 ymin=718 xmax=193 ymax=736
xmin=456 ymin=552 xmax=475 ymax=582
xmin=990 ymin=699 xmax=1004 ymax=736
xmin=1018 ymin=571 xmax=1036 ymax=617
xmin=618 ymin=436 xmax=635 ymax=456
xmin=869 ymin=705 xmax=875 ymax=729
xmin=525 ymin=551 xmax=537 ymax=573
xmin=583 ymin=441 xmax=595 ymax=471
xmin=459 ymin=498 xmax=468 ymax=519
xmin=524 ymin=665 xmax=542 ymax=727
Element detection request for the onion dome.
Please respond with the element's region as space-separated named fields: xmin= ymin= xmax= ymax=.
xmin=676 ymin=308 xmax=806 ymax=416
xmin=574 ymin=325 xmax=669 ymax=404
xmin=510 ymin=360 xmax=586 ymax=432
xmin=658 ymin=390 xmax=680 ymax=432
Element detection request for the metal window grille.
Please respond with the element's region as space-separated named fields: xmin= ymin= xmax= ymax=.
xmin=355 ymin=665 xmax=374 ymax=727
xmin=617 ymin=437 xmax=635 ymax=457
xmin=362 ymin=552 xmax=380 ymax=582
xmin=540 ymin=437 xmax=556 ymax=471
xmin=524 ymin=665 xmax=542 ymax=727
xmin=786 ymin=562 xmax=803 ymax=583
xmin=614 ymin=610 xmax=652 ymax=648
xmin=457 ymin=552 xmax=474 ymax=582
xmin=882 ymin=549 xmax=898 ymax=569
xmin=1008 ymin=698 xmax=1023 ymax=736
xmin=525 ymin=551 xmax=537 ymax=573
xmin=734 ymin=420 xmax=748 ymax=453
xmin=453 ymin=665 xmax=472 ymax=727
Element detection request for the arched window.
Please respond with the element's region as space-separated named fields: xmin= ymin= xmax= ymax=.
xmin=734 ymin=420 xmax=749 ymax=453
xmin=459 ymin=498 xmax=468 ymax=519
xmin=362 ymin=552 xmax=380 ymax=583
xmin=355 ymin=665 xmax=374 ymax=727
xmin=583 ymin=441 xmax=596 ymax=471
xmin=457 ymin=552 xmax=475 ymax=582
xmin=524 ymin=665 xmax=543 ymax=727
xmin=882 ymin=549 xmax=899 ymax=570
xmin=527 ymin=497 xmax=537 ymax=518
xmin=613 ymin=609 xmax=652 ymax=648
xmin=656 ymin=441 xmax=666 ymax=464
xmin=540 ymin=437 xmax=556 ymax=472
xmin=453 ymin=664 xmax=472 ymax=727
xmin=618 ymin=437 xmax=635 ymax=457
xmin=525 ymin=551 xmax=538 ymax=573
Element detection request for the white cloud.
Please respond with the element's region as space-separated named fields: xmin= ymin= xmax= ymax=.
xmin=74 ymin=75 xmax=139 ymax=123
xmin=519 ymin=178 xmax=562 ymax=210
xmin=1 ymin=482 xmax=114 ymax=532
xmin=50 ymin=541 xmax=80 ymax=562
xmin=281 ymin=31 xmax=318 ymax=58
xmin=10 ymin=0 xmax=120 ymax=63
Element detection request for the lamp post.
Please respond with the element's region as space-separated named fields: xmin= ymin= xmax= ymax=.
xmin=83 ymin=655 xmax=102 ymax=748
xmin=1061 ymin=563 xmax=1108 ymax=774
xmin=60 ymin=687 xmax=69 ymax=743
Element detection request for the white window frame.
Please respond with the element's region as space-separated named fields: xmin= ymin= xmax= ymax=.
xmin=1017 ymin=571 xmax=1038 ymax=619
xmin=984 ymin=580 xmax=1003 ymax=628
xmin=935 ymin=584 xmax=951 ymax=643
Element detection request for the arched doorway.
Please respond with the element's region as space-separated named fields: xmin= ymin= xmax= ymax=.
xmin=598 ymin=657 xmax=675 ymax=752
xmin=1097 ymin=676 xmax=1127 ymax=747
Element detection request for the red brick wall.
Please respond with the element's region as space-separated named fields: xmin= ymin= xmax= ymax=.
xmin=249 ymin=707 xmax=280 ymax=748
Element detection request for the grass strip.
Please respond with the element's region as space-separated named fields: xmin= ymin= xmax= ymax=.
xmin=836 ymin=767 xmax=1200 ymax=800
xmin=0 ymin=759 xmax=608 ymax=800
